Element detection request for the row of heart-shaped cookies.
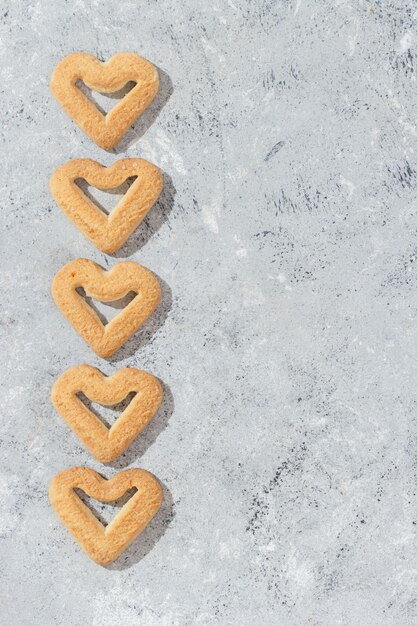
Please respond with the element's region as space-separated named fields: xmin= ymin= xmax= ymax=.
xmin=49 ymin=52 xmax=165 ymax=564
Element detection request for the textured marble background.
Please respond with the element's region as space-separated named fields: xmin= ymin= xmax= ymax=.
xmin=2 ymin=0 xmax=417 ymax=624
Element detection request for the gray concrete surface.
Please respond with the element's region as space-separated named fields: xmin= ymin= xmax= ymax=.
xmin=1 ymin=0 xmax=417 ymax=624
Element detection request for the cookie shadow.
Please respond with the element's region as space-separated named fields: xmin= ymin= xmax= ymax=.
xmin=76 ymin=486 xmax=139 ymax=526
xmin=76 ymin=288 xmax=137 ymax=327
xmin=78 ymin=390 xmax=138 ymax=430
xmin=106 ymin=379 xmax=174 ymax=470
xmin=108 ymin=274 xmax=172 ymax=363
xmin=76 ymin=176 xmax=138 ymax=216
xmin=109 ymin=66 xmax=173 ymax=154
xmin=112 ymin=171 xmax=176 ymax=258
xmin=105 ymin=481 xmax=175 ymax=571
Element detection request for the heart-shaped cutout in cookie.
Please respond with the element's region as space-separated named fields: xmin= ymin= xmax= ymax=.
xmin=52 ymin=365 xmax=162 ymax=462
xmin=50 ymin=158 xmax=163 ymax=253
xmin=50 ymin=52 xmax=159 ymax=149
xmin=49 ymin=467 xmax=163 ymax=564
xmin=52 ymin=259 xmax=161 ymax=358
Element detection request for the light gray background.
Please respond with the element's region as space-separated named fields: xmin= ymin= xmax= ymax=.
xmin=1 ymin=0 xmax=417 ymax=624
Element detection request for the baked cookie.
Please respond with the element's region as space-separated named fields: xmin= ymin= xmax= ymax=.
xmin=49 ymin=467 xmax=163 ymax=565
xmin=52 ymin=365 xmax=162 ymax=462
xmin=51 ymin=258 xmax=161 ymax=358
xmin=50 ymin=158 xmax=163 ymax=254
xmin=50 ymin=52 xmax=159 ymax=149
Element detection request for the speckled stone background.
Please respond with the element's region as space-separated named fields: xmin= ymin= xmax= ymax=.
xmin=2 ymin=0 xmax=417 ymax=624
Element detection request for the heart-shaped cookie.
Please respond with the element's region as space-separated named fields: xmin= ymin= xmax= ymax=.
xmin=49 ymin=467 xmax=163 ymax=564
xmin=51 ymin=258 xmax=161 ymax=358
xmin=50 ymin=52 xmax=159 ymax=149
xmin=52 ymin=365 xmax=162 ymax=462
xmin=50 ymin=158 xmax=163 ymax=253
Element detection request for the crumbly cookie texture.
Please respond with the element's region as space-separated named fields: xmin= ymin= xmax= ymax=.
xmin=49 ymin=467 xmax=163 ymax=565
xmin=50 ymin=158 xmax=163 ymax=253
xmin=51 ymin=365 xmax=163 ymax=462
xmin=51 ymin=258 xmax=161 ymax=358
xmin=50 ymin=52 xmax=159 ymax=149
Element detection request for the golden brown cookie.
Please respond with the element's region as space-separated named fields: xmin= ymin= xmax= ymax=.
xmin=50 ymin=158 xmax=163 ymax=254
xmin=49 ymin=467 xmax=163 ymax=565
xmin=51 ymin=258 xmax=161 ymax=358
xmin=51 ymin=365 xmax=162 ymax=462
xmin=50 ymin=52 xmax=159 ymax=149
